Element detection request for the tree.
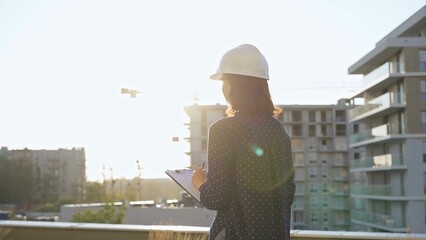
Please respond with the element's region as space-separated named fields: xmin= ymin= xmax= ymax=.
xmin=84 ymin=181 xmax=106 ymax=203
xmin=71 ymin=202 xmax=126 ymax=224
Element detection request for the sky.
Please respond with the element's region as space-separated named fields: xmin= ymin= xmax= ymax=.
xmin=0 ymin=0 xmax=425 ymax=181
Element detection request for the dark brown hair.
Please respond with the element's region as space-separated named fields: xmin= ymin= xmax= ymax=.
xmin=222 ymin=74 xmax=282 ymax=117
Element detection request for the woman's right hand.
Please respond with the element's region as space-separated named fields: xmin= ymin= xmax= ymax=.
xmin=192 ymin=165 xmax=207 ymax=190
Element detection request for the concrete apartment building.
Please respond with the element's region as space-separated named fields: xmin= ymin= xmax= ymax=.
xmin=184 ymin=101 xmax=359 ymax=231
xmin=0 ymin=147 xmax=86 ymax=203
xmin=347 ymin=6 xmax=426 ymax=233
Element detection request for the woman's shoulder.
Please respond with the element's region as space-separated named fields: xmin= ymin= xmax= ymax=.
xmin=211 ymin=117 xmax=235 ymax=128
xmin=212 ymin=115 xmax=282 ymax=128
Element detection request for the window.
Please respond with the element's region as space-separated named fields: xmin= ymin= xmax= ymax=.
xmin=321 ymin=125 xmax=327 ymax=136
xmin=336 ymin=212 xmax=345 ymax=224
xmin=295 ymin=183 xmax=304 ymax=194
xmin=292 ymin=124 xmax=303 ymax=136
xmin=291 ymin=139 xmax=304 ymax=151
xmin=310 ymin=211 xmax=318 ymax=222
xmin=336 ymin=110 xmax=346 ymax=122
xmin=421 ymin=80 xmax=426 ymax=101
xmin=353 ymin=124 xmax=359 ymax=134
xmin=336 ymin=124 xmax=346 ymax=136
xmin=424 ymin=173 xmax=426 ymax=194
xmin=320 ymin=111 xmax=327 ymax=122
xmin=322 ymin=196 xmax=329 ymax=208
xmin=294 ymin=153 xmax=304 ymax=165
xmin=310 ymin=182 xmax=318 ymax=193
xmin=309 ymin=111 xmax=316 ymax=122
xmin=295 ymin=212 xmax=304 ymax=223
xmin=322 ymin=182 xmax=328 ymax=193
xmin=335 ymin=183 xmax=343 ymax=194
xmin=334 ymin=168 xmax=348 ymax=180
xmin=354 ymin=198 xmax=363 ymax=209
xmin=310 ymin=197 xmax=318 ymax=209
xmin=321 ymin=167 xmax=328 ymax=179
xmin=292 ymin=111 xmax=302 ymax=122
xmin=422 ymin=111 xmax=426 ymax=130
xmin=309 ymin=168 xmax=318 ymax=179
xmin=335 ymin=197 xmax=344 ymax=209
xmin=320 ymin=153 xmax=329 ymax=165
xmin=334 ymin=153 xmax=344 ymax=165
xmin=321 ymin=139 xmax=328 ymax=151
xmin=308 ymin=138 xmax=317 ymax=151
xmin=295 ymin=169 xmax=305 ymax=180
xmin=309 ymin=125 xmax=316 ymax=136
xmin=354 ymin=152 xmax=360 ymax=160
xmin=423 ymin=142 xmax=426 ymax=163
xmin=308 ymin=153 xmax=317 ymax=165
xmin=295 ymin=198 xmax=304 ymax=209
xmin=420 ymin=50 xmax=426 ymax=71
xmin=334 ymin=137 xmax=347 ymax=151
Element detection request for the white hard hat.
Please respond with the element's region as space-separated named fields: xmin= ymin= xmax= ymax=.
xmin=210 ymin=44 xmax=269 ymax=80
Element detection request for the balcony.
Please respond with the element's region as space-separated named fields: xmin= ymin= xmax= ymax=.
xmin=351 ymin=184 xmax=405 ymax=198
xmin=351 ymin=210 xmax=407 ymax=232
xmin=1 ymin=220 xmax=425 ymax=240
xmin=350 ymin=154 xmax=406 ymax=172
xmin=362 ymin=62 xmax=397 ymax=87
xmin=348 ymin=92 xmax=405 ymax=122
xmin=349 ymin=123 xmax=404 ymax=147
xmin=330 ymin=201 xmax=350 ymax=210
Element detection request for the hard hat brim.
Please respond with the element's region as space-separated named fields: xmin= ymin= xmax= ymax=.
xmin=209 ymin=73 xmax=223 ymax=80
xmin=210 ymin=72 xmax=269 ymax=81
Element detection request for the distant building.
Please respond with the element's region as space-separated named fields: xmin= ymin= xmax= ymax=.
xmin=184 ymin=101 xmax=360 ymax=231
xmin=103 ymin=178 xmax=185 ymax=202
xmin=183 ymin=104 xmax=226 ymax=167
xmin=0 ymin=147 xmax=86 ymax=204
xmin=347 ymin=6 xmax=426 ymax=233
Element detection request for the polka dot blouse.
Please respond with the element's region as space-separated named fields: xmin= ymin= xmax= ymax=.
xmin=199 ymin=113 xmax=295 ymax=240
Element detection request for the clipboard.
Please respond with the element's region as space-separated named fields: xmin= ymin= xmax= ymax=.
xmin=165 ymin=169 xmax=201 ymax=202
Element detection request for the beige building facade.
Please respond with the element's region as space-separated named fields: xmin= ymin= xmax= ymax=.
xmin=347 ymin=6 xmax=426 ymax=233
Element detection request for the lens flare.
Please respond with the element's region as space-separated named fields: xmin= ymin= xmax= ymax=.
xmin=251 ymin=145 xmax=264 ymax=157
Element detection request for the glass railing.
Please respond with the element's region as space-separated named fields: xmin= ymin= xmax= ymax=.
xmin=348 ymin=92 xmax=404 ymax=120
xmin=331 ymin=201 xmax=350 ymax=210
xmin=351 ymin=210 xmax=406 ymax=229
xmin=349 ymin=123 xmax=402 ymax=145
xmin=350 ymin=154 xmax=405 ymax=169
xmin=350 ymin=184 xmax=405 ymax=196
xmin=328 ymin=183 xmax=350 ymax=195
xmin=363 ymin=62 xmax=390 ymax=86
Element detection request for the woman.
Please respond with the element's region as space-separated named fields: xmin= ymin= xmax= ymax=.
xmin=192 ymin=44 xmax=295 ymax=240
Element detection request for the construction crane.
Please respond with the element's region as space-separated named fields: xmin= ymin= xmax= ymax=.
xmin=121 ymin=88 xmax=143 ymax=98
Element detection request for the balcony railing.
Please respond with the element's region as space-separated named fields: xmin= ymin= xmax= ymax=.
xmin=349 ymin=123 xmax=402 ymax=145
xmin=348 ymin=92 xmax=404 ymax=120
xmin=351 ymin=210 xmax=407 ymax=230
xmin=1 ymin=220 xmax=424 ymax=240
xmin=363 ymin=62 xmax=391 ymax=86
xmin=362 ymin=60 xmax=405 ymax=85
xmin=350 ymin=154 xmax=405 ymax=170
xmin=351 ymin=184 xmax=405 ymax=197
